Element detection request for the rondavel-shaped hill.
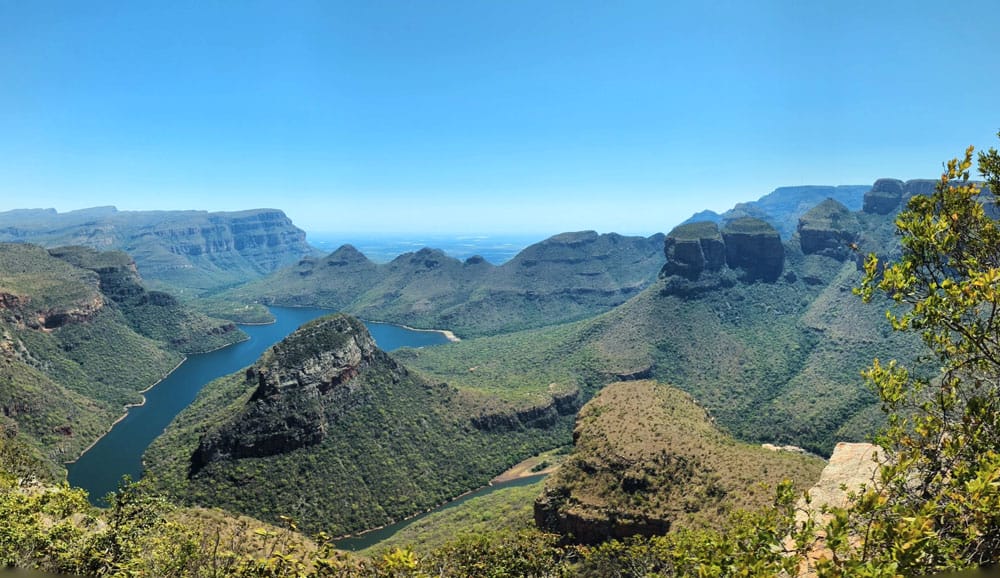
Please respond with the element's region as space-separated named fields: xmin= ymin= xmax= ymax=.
xmin=144 ymin=313 xmax=579 ymax=536
xmin=225 ymin=230 xmax=666 ymax=338
xmin=402 ymin=178 xmax=948 ymax=461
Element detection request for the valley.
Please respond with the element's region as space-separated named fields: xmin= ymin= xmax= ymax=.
xmin=2 ymin=169 xmax=998 ymax=575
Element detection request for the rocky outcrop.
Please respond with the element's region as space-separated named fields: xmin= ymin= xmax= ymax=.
xmin=722 ymin=217 xmax=784 ymax=281
xmin=797 ymin=199 xmax=859 ymax=260
xmin=0 ymin=207 xmax=315 ymax=293
xmin=471 ymin=387 xmax=580 ymax=432
xmin=190 ymin=315 xmax=391 ymax=473
xmin=863 ymin=179 xmax=905 ymax=214
xmin=660 ymin=222 xmax=725 ymax=281
xmin=904 ymin=179 xmax=937 ymax=198
xmin=660 ymin=218 xmax=784 ymax=284
xmin=793 ymin=442 xmax=883 ymax=575
xmin=47 ymin=246 xmax=144 ymax=303
xmin=36 ymin=296 xmax=105 ymax=330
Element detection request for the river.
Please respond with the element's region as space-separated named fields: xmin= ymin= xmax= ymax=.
xmin=66 ymin=306 xmax=451 ymax=505
xmin=334 ymin=474 xmax=546 ymax=551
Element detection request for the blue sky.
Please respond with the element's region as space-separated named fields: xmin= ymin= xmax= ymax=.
xmin=1 ymin=1 xmax=997 ymax=235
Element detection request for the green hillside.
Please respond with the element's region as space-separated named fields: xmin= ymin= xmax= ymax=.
xmin=145 ymin=314 xmax=575 ymax=536
xmin=401 ymin=203 xmax=924 ymax=457
xmin=0 ymin=243 xmax=246 ymax=474
xmin=535 ymin=380 xmax=824 ymax=542
xmin=224 ymin=231 xmax=665 ymax=337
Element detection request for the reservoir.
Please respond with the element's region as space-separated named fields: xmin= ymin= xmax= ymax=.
xmin=67 ymin=307 xmax=451 ymax=504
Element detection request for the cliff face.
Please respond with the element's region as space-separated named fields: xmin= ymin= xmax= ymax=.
xmin=191 ymin=315 xmax=383 ymax=471
xmin=721 ymin=218 xmax=784 ymax=281
xmin=148 ymin=312 xmax=575 ymax=536
xmin=797 ymin=199 xmax=859 ymax=260
xmin=45 ymin=245 xmax=243 ymax=353
xmin=660 ymin=222 xmax=725 ymax=281
xmin=660 ymin=218 xmax=784 ymax=285
xmin=862 ymin=179 xmax=905 ymax=215
xmin=861 ymin=178 xmax=949 ymax=215
xmin=0 ymin=207 xmax=315 ymax=294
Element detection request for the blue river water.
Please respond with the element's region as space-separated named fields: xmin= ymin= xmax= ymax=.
xmin=66 ymin=306 xmax=450 ymax=504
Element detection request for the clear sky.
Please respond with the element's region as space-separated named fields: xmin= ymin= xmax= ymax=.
xmin=1 ymin=1 xmax=998 ymax=236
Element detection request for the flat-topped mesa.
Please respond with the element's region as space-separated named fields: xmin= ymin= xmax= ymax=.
xmin=797 ymin=198 xmax=860 ymax=260
xmin=660 ymin=222 xmax=726 ymax=281
xmin=721 ymin=217 xmax=784 ymax=282
xmin=190 ymin=314 xmax=389 ymax=472
xmin=861 ymin=178 xmax=948 ymax=215
xmin=660 ymin=218 xmax=784 ymax=286
xmin=862 ymin=178 xmax=905 ymax=215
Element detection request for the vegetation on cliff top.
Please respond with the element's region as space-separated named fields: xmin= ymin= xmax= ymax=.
xmin=535 ymin=380 xmax=823 ymax=542
xmin=0 ymin=243 xmax=246 ymax=476
xmin=145 ymin=314 xmax=575 ymax=537
xmin=224 ymin=231 xmax=665 ymax=338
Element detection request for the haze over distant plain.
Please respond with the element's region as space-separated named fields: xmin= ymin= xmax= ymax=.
xmin=1 ymin=1 xmax=998 ymax=235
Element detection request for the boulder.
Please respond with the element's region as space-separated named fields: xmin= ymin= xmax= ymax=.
xmin=721 ymin=218 xmax=784 ymax=282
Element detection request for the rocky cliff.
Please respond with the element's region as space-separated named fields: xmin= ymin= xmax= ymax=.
xmin=46 ymin=245 xmax=243 ymax=353
xmin=0 ymin=242 xmax=243 ymax=473
xmin=0 ymin=207 xmax=315 ymax=294
xmin=796 ymin=199 xmax=859 ymax=260
xmin=660 ymin=222 xmax=726 ymax=281
xmin=660 ymin=218 xmax=784 ymax=285
xmin=147 ymin=313 xmax=575 ymax=536
xmin=190 ymin=315 xmax=382 ymax=471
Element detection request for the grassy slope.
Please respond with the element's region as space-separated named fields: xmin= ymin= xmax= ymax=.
xmin=145 ymin=321 xmax=573 ymax=537
xmin=537 ymin=380 xmax=824 ymax=536
xmin=0 ymin=243 xmax=251 ymax=475
xmin=359 ymin=478 xmax=546 ymax=556
xmin=405 ymin=229 xmax=921 ymax=457
xmin=225 ymin=232 xmax=665 ymax=338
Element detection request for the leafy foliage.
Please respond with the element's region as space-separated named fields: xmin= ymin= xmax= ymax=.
xmin=812 ymin=138 xmax=1000 ymax=574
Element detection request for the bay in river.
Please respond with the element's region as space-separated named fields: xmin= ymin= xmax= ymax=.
xmin=66 ymin=306 xmax=451 ymax=504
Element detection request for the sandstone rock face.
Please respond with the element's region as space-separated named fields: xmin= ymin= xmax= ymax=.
xmin=904 ymin=179 xmax=937 ymax=198
xmin=471 ymin=387 xmax=579 ymax=432
xmin=721 ymin=217 xmax=784 ymax=281
xmin=800 ymin=442 xmax=881 ymax=515
xmin=661 ymin=222 xmax=726 ymax=281
xmin=797 ymin=199 xmax=859 ymax=260
xmin=190 ymin=314 xmax=390 ymax=472
xmin=863 ymin=178 xmax=905 ymax=214
xmin=0 ymin=207 xmax=314 ymax=292
xmin=793 ymin=442 xmax=883 ymax=575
